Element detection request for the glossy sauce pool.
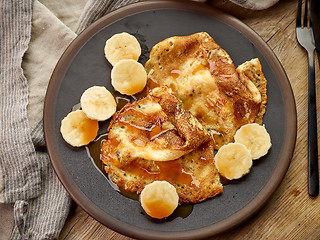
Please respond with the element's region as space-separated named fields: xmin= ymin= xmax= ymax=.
xmin=84 ymin=92 xmax=194 ymax=220
xmin=85 ymin=133 xmax=194 ymax=220
xmin=81 ymin=89 xmax=229 ymax=220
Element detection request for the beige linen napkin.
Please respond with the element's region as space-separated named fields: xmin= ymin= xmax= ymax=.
xmin=0 ymin=0 xmax=137 ymax=239
xmin=229 ymin=0 xmax=279 ymax=10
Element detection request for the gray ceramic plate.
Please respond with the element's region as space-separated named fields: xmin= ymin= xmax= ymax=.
xmin=44 ymin=1 xmax=297 ymax=239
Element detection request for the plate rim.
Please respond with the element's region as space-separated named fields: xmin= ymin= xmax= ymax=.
xmin=43 ymin=1 xmax=297 ymax=239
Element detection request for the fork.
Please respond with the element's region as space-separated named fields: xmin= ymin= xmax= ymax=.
xmin=296 ymin=0 xmax=319 ymax=197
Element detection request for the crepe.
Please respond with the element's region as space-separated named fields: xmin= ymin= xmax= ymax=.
xmin=145 ymin=32 xmax=267 ymax=149
xmin=101 ymin=86 xmax=223 ymax=203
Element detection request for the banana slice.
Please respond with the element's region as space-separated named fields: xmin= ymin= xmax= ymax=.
xmin=215 ymin=143 xmax=252 ymax=180
xmin=104 ymin=32 xmax=141 ymax=66
xmin=234 ymin=123 xmax=271 ymax=160
xmin=111 ymin=59 xmax=147 ymax=95
xmin=80 ymin=86 xmax=117 ymax=121
xmin=60 ymin=110 xmax=99 ymax=147
xmin=140 ymin=181 xmax=179 ymax=219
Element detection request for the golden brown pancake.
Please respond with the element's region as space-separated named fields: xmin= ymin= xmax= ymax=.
xmin=101 ymin=86 xmax=223 ymax=203
xmin=236 ymin=58 xmax=267 ymax=124
xmin=145 ymin=32 xmax=267 ymax=149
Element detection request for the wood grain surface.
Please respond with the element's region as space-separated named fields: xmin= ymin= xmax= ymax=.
xmin=59 ymin=0 xmax=320 ymax=239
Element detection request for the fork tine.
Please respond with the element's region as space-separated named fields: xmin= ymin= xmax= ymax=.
xmin=303 ymin=0 xmax=309 ymax=27
xmin=297 ymin=0 xmax=302 ymax=27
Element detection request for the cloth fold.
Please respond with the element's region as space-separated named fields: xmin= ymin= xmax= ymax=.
xmin=1 ymin=0 xmax=138 ymax=239
xmin=0 ymin=0 xmax=41 ymax=204
xmin=76 ymin=0 xmax=139 ymax=33
xmin=10 ymin=121 xmax=71 ymax=239
xmin=229 ymin=0 xmax=279 ymax=10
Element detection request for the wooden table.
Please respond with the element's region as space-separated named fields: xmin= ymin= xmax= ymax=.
xmin=59 ymin=0 xmax=320 ymax=239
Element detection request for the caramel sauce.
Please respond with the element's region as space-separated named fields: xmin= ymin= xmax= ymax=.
xmin=115 ymin=107 xmax=169 ymax=144
xmin=149 ymin=125 xmax=162 ymax=139
xmin=75 ymin=35 xmax=255 ymax=222
xmin=206 ymin=96 xmax=224 ymax=111
xmin=170 ymin=69 xmax=181 ymax=79
xmin=112 ymin=92 xmax=136 ymax=110
xmin=191 ymin=64 xmax=207 ymax=75
xmin=121 ymin=160 xmax=198 ymax=188
xmin=81 ymin=119 xmax=100 ymax=146
xmin=116 ymin=115 xmax=162 ymax=140
xmin=208 ymin=59 xmax=235 ymax=78
xmin=212 ymin=133 xmax=225 ymax=149
xmin=86 ymin=133 xmax=108 ymax=177
xmin=208 ymin=59 xmax=218 ymax=75
xmin=147 ymin=76 xmax=160 ymax=89
xmin=118 ymin=119 xmax=149 ymax=134
xmin=82 ymin=84 xmax=238 ymax=220
xmin=86 ymin=133 xmax=194 ymax=220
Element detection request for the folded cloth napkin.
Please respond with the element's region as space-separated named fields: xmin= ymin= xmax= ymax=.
xmin=0 ymin=0 xmax=278 ymax=239
xmin=196 ymin=0 xmax=279 ymax=9
xmin=229 ymin=0 xmax=279 ymax=10
xmin=0 ymin=0 xmax=137 ymax=239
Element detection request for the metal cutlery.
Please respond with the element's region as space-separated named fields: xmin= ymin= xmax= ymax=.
xmin=296 ymin=0 xmax=319 ymax=196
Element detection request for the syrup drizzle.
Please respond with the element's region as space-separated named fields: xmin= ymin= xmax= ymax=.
xmin=83 ymin=92 xmax=194 ymax=220
xmin=75 ymin=86 xmax=229 ymax=221
xmin=86 ymin=134 xmax=193 ymax=220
